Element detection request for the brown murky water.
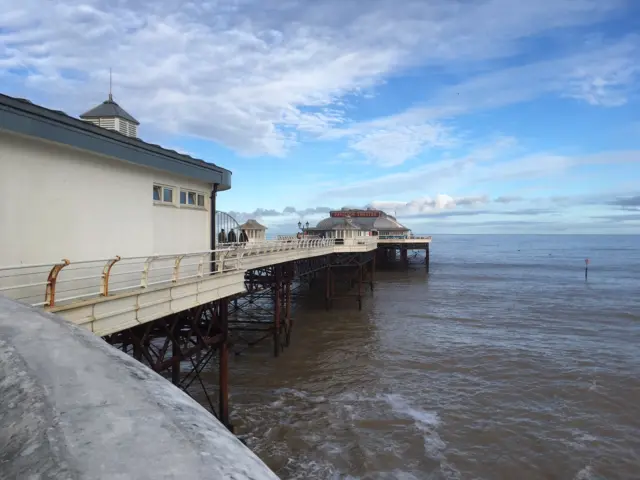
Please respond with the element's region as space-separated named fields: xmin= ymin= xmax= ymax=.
xmin=196 ymin=235 xmax=640 ymax=479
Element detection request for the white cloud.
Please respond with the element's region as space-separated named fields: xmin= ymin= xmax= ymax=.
xmin=0 ymin=0 xmax=630 ymax=161
xmin=370 ymin=194 xmax=490 ymax=214
xmin=347 ymin=123 xmax=455 ymax=167
xmin=327 ymin=35 xmax=640 ymax=157
xmin=322 ymin=146 xmax=640 ymax=199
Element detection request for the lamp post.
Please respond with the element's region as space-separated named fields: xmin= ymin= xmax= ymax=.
xmin=297 ymin=221 xmax=310 ymax=235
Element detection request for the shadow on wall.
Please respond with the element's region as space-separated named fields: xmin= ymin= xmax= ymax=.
xmin=0 ymin=296 xmax=278 ymax=480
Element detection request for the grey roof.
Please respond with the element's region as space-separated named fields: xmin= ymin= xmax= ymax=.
xmin=80 ymin=94 xmax=140 ymax=125
xmin=0 ymin=93 xmax=231 ymax=190
xmin=315 ymin=212 xmax=409 ymax=231
xmin=316 ymin=217 xmax=361 ymax=230
xmin=239 ymin=219 xmax=267 ymax=230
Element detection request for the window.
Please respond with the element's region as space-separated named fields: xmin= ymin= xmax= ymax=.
xmin=179 ymin=189 xmax=206 ymax=209
xmin=153 ymin=184 xmax=174 ymax=204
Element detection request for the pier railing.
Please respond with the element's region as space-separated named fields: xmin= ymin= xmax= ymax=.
xmin=0 ymin=239 xmax=337 ymax=308
xmin=378 ymin=235 xmax=432 ymax=240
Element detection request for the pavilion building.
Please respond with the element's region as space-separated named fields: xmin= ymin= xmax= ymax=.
xmin=308 ymin=208 xmax=411 ymax=239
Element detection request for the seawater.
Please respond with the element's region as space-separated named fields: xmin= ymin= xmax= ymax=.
xmin=197 ymin=234 xmax=640 ymax=479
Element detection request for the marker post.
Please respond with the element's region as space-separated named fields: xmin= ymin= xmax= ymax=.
xmin=585 ymin=258 xmax=590 ymax=280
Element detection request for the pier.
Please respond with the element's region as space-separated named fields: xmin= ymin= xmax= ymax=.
xmin=0 ymin=235 xmax=430 ymax=429
xmin=0 ymin=91 xmax=432 ymax=477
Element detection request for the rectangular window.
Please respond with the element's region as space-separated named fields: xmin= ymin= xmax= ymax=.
xmin=179 ymin=189 xmax=206 ymax=209
xmin=154 ymin=184 xmax=175 ymax=205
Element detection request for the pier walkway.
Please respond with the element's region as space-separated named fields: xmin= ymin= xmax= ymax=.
xmin=0 ymin=237 xmax=400 ymax=337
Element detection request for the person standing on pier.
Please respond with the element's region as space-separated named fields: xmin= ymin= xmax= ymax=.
xmin=228 ymin=229 xmax=237 ymax=243
xmin=240 ymin=229 xmax=249 ymax=243
xmin=218 ymin=228 xmax=227 ymax=244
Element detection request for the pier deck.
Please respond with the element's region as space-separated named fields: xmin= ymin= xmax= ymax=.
xmin=0 ymin=238 xmax=379 ymax=336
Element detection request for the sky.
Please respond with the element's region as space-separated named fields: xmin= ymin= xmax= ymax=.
xmin=1 ymin=0 xmax=639 ymax=234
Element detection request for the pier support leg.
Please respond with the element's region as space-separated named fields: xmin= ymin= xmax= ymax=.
xmin=358 ymin=260 xmax=363 ymax=311
xmin=273 ymin=266 xmax=281 ymax=357
xmin=426 ymin=243 xmax=430 ymax=272
xmin=218 ymin=300 xmax=230 ymax=430
xmin=401 ymin=248 xmax=408 ymax=266
xmin=370 ymin=254 xmax=376 ymax=291
xmin=284 ymin=280 xmax=292 ymax=346
xmin=171 ymin=336 xmax=181 ymax=386
xmin=325 ymin=264 xmax=333 ymax=310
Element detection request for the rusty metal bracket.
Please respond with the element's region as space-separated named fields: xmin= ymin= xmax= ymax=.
xmin=101 ymin=256 xmax=121 ymax=296
xmin=45 ymin=259 xmax=70 ymax=307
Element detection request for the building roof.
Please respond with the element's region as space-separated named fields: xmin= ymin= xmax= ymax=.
xmin=239 ymin=219 xmax=267 ymax=230
xmin=315 ymin=217 xmax=362 ymax=230
xmin=0 ymin=93 xmax=231 ymax=190
xmin=314 ymin=211 xmax=409 ymax=231
xmin=80 ymin=94 xmax=140 ymax=125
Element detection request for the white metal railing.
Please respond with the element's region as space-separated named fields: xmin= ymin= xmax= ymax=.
xmin=334 ymin=237 xmax=378 ymax=246
xmin=0 ymin=239 xmax=337 ymax=308
xmin=378 ymin=234 xmax=432 ymax=240
xmin=218 ymin=238 xmax=335 ymax=254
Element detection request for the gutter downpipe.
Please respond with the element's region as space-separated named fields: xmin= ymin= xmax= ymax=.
xmin=211 ymin=184 xmax=218 ymax=273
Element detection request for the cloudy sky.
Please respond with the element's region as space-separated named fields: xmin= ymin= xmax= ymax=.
xmin=2 ymin=0 xmax=639 ymax=234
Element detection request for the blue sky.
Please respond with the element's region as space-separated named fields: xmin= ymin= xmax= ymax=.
xmin=1 ymin=0 xmax=639 ymax=234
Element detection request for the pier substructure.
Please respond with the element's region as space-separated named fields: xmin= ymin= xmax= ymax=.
xmin=324 ymin=252 xmax=375 ymax=310
xmin=375 ymin=243 xmax=430 ymax=271
xmin=103 ymin=299 xmax=232 ymax=430
xmin=229 ymin=255 xmax=331 ymax=357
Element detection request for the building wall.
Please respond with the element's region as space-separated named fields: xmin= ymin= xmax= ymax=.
xmin=246 ymin=230 xmax=266 ymax=242
xmin=0 ymin=129 xmax=212 ymax=265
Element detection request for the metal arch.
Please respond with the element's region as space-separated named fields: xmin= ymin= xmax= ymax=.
xmin=216 ymin=211 xmax=242 ymax=241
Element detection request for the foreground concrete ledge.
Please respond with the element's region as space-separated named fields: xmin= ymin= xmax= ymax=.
xmin=0 ymin=296 xmax=279 ymax=480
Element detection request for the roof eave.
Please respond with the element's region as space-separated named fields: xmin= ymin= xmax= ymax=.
xmin=0 ymin=94 xmax=231 ymax=190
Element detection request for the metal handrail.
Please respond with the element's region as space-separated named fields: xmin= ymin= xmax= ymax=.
xmin=0 ymin=239 xmax=338 ymax=308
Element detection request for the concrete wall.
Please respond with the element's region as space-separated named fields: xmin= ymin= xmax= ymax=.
xmin=0 ymin=296 xmax=279 ymax=480
xmin=0 ymin=129 xmax=212 ymax=265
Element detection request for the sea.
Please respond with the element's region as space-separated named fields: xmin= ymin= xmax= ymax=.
xmin=196 ymin=234 xmax=640 ymax=479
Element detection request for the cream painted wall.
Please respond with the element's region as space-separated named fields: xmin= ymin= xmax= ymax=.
xmin=0 ymin=130 xmax=212 ymax=265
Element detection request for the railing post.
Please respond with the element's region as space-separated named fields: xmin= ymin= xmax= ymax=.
xmin=141 ymin=256 xmax=157 ymax=288
xmin=101 ymin=256 xmax=121 ymax=296
xmin=172 ymin=255 xmax=185 ymax=283
xmin=217 ymin=251 xmax=228 ymax=273
xmin=235 ymin=249 xmax=246 ymax=270
xmin=198 ymin=254 xmax=207 ymax=277
xmin=45 ymin=259 xmax=70 ymax=307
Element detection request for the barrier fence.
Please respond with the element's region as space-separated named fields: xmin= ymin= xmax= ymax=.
xmin=0 ymin=239 xmax=337 ymax=308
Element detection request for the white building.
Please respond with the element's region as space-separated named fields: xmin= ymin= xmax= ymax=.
xmin=0 ymin=93 xmax=232 ymax=265
xmin=239 ymin=219 xmax=267 ymax=242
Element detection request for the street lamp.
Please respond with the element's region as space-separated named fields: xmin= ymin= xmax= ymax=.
xmin=297 ymin=221 xmax=310 ymax=232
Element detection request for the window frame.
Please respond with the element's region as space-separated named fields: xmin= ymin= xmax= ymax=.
xmin=153 ymin=183 xmax=175 ymax=205
xmin=179 ymin=188 xmax=207 ymax=210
